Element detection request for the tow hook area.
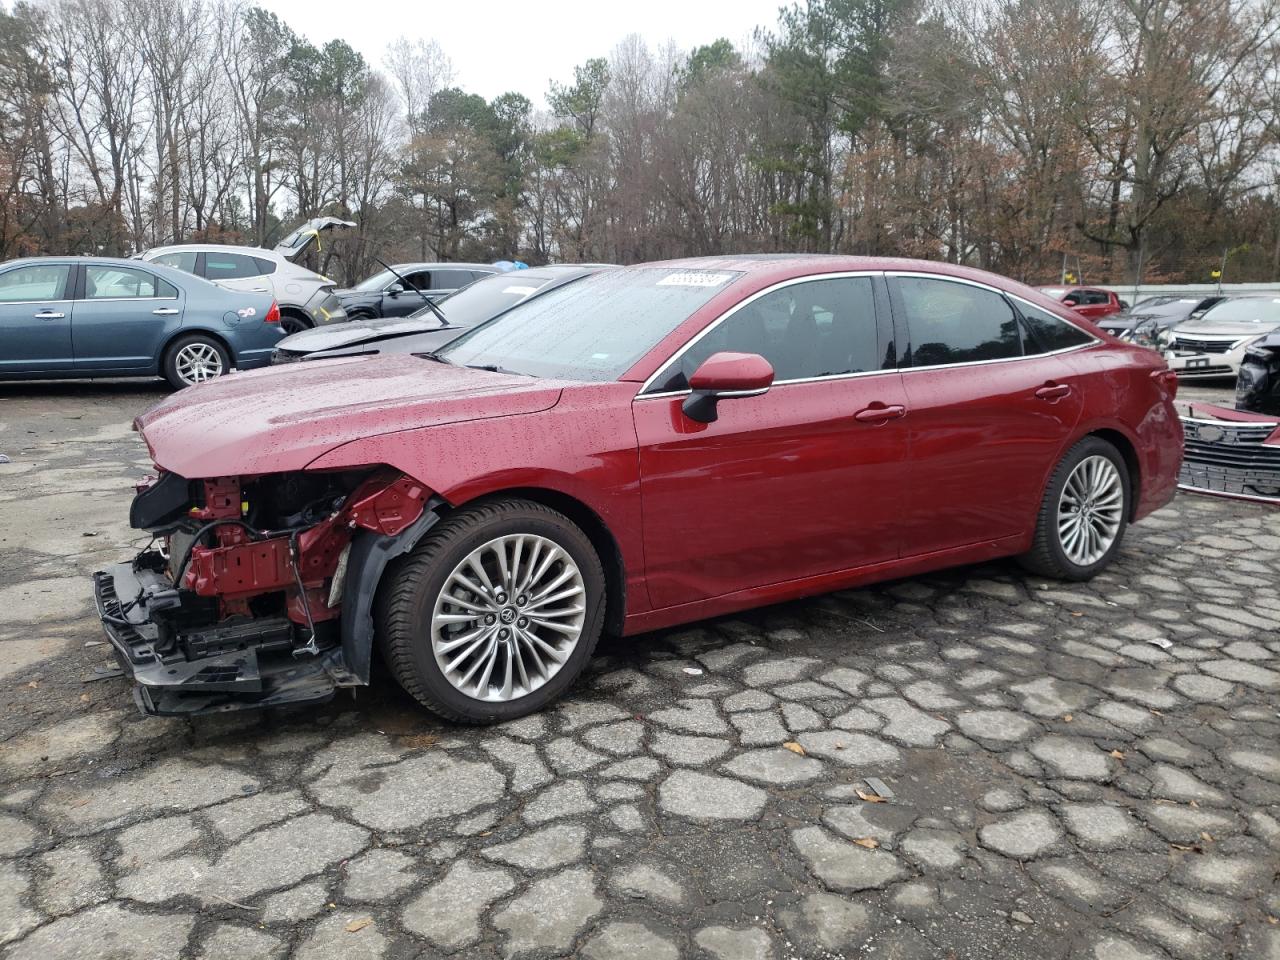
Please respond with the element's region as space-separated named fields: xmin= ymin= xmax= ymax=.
xmin=93 ymin=471 xmax=430 ymax=716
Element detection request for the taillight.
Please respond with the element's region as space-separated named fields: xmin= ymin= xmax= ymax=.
xmin=264 ymin=301 xmax=281 ymax=324
xmin=1151 ymin=368 xmax=1178 ymax=398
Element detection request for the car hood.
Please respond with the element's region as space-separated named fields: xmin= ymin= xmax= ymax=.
xmin=135 ymin=355 xmax=564 ymax=478
xmin=278 ymin=316 xmax=449 ymax=353
xmin=1173 ymin=320 xmax=1280 ymax=338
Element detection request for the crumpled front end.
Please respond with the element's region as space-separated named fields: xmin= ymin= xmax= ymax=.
xmin=94 ymin=468 xmax=431 ymax=716
xmin=1177 ymin=401 xmax=1280 ymax=504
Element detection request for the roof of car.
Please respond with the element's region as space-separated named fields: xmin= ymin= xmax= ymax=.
xmin=387 ymin=262 xmax=501 ymax=272
xmin=144 ymin=244 xmax=285 ymax=259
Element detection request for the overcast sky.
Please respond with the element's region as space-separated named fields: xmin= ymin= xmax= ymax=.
xmin=254 ymin=0 xmax=786 ymax=105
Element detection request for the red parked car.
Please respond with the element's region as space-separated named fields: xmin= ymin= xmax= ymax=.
xmin=1038 ymin=285 xmax=1128 ymax=320
xmin=97 ymin=256 xmax=1183 ymax=722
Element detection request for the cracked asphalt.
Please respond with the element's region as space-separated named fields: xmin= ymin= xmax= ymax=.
xmin=1 ymin=379 xmax=1278 ymax=960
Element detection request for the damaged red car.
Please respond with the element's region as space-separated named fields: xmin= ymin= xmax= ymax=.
xmin=95 ymin=256 xmax=1183 ymax=722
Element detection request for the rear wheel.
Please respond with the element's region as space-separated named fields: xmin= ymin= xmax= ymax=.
xmin=1019 ymin=436 xmax=1130 ymax=580
xmin=376 ymin=498 xmax=606 ymax=723
xmin=163 ymin=334 xmax=229 ymax=389
xmin=279 ymin=312 xmax=311 ymax=335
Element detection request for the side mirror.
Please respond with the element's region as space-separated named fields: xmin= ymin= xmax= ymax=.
xmin=681 ymin=351 xmax=774 ymax=423
xmin=387 ymin=283 xmax=404 ymax=295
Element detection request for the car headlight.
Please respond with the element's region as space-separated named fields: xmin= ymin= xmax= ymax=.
xmin=1129 ymin=319 xmax=1161 ymax=349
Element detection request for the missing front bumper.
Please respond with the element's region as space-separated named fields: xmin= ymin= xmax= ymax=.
xmin=92 ymin=561 xmax=342 ymax=716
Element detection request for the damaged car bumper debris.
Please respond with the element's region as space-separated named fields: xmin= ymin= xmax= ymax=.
xmin=93 ymin=468 xmax=434 ymax=716
xmin=1177 ymin=401 xmax=1280 ymax=504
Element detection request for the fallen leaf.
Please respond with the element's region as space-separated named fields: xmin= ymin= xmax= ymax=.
xmin=398 ymin=733 xmax=439 ymax=750
xmin=1189 ymin=799 xmax=1199 ymax=808
xmin=1070 ymin=611 xmax=1084 ymax=617
xmin=856 ymin=789 xmax=887 ymax=803
xmin=25 ymin=681 xmax=37 ymax=689
xmin=79 ymin=693 xmax=91 ymax=703
xmin=1109 ymin=750 xmax=1125 ymax=760
xmin=782 ymin=742 xmax=806 ymax=756
xmin=834 ymin=742 xmax=845 ymax=750
xmin=1266 ymin=916 xmax=1278 ymax=925
xmin=346 ymin=918 xmax=373 ymax=933
xmin=1200 ymin=832 xmax=1214 ymax=843
xmin=1063 ymin=714 xmax=1073 ymax=722
xmin=853 ymin=837 xmax=879 ymax=849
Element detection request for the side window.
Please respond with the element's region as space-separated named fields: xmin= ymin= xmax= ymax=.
xmin=252 ymin=257 xmax=278 ymax=276
xmin=0 ymin=264 xmax=70 ymax=301
xmin=651 ymin=277 xmax=880 ymax=391
xmin=1062 ymin=291 xmax=1082 ymax=305
xmin=84 ymin=266 xmax=161 ymax=299
xmin=434 ymin=270 xmax=473 ymax=290
xmin=470 ymin=270 xmax=497 ymax=283
xmin=152 ymin=251 xmax=197 ymax=274
xmin=897 ymin=277 xmax=1022 ymax=367
xmin=203 ymin=253 xmax=264 ymax=281
xmin=400 ymin=271 xmax=432 ymax=291
xmin=1017 ymin=302 xmax=1094 ymax=353
xmin=1081 ymin=289 xmax=1109 ymax=305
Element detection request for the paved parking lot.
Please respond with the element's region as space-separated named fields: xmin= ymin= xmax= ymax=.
xmin=1 ymin=380 xmax=1278 ymax=960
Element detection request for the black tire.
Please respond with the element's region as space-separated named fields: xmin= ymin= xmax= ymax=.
xmin=279 ymin=312 xmax=311 ymax=335
xmin=1019 ymin=436 xmax=1131 ymax=581
xmin=162 ymin=334 xmax=231 ymax=389
xmin=375 ymin=498 xmax=607 ymax=723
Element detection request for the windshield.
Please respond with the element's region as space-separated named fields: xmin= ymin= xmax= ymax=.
xmin=1194 ymin=298 xmax=1280 ymax=325
xmin=437 ymin=267 xmax=743 ymax=380
xmin=354 ymin=269 xmax=396 ymax=292
xmin=409 ymin=274 xmax=557 ymax=326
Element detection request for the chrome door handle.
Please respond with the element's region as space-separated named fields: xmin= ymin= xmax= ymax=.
xmin=152 ymin=307 xmax=180 ymax=316
xmin=33 ymin=311 xmax=65 ymax=320
xmin=854 ymin=403 xmax=906 ymax=424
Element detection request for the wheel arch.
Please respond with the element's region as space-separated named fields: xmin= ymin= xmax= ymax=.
xmin=278 ymin=305 xmax=313 ymax=329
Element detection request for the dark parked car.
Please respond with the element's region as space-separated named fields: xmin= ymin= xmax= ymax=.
xmin=338 ymin=263 xmax=500 ymax=320
xmin=0 ymin=257 xmax=282 ymax=388
xmin=1038 ymin=286 xmax=1128 ymax=319
xmin=1096 ymin=294 xmax=1225 ymax=343
xmin=96 ymin=256 xmax=1181 ymax=721
xmin=271 ymin=264 xmax=612 ymax=364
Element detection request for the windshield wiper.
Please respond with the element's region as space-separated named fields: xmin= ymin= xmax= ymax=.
xmin=418 ymin=350 xmax=454 ymax=364
xmin=466 ymin=363 xmax=521 ymax=375
xmin=372 ymin=256 xmax=450 ymax=328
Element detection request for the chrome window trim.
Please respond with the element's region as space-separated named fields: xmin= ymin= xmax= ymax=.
xmin=81 ymin=295 xmax=180 ymax=303
xmin=638 ymin=270 xmax=884 ymax=397
xmin=0 ymin=297 xmax=74 ymax=307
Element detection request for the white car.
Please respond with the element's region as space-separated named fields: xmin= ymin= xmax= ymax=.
xmin=1162 ymin=296 xmax=1280 ymax=378
xmin=138 ymin=218 xmax=354 ymax=334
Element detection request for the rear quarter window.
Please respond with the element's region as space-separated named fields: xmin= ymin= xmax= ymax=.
xmin=1017 ymin=302 xmax=1095 ymax=353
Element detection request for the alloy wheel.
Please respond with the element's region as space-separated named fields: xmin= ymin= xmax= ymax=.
xmin=174 ymin=343 xmax=224 ymax=384
xmin=430 ymin=534 xmax=586 ymax=702
xmin=1057 ymin=455 xmax=1124 ymax=566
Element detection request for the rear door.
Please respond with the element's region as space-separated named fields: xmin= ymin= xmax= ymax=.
xmin=889 ymin=273 xmax=1086 ymax=555
xmin=0 ymin=262 xmax=74 ymax=374
xmin=72 ymin=264 xmax=185 ymax=371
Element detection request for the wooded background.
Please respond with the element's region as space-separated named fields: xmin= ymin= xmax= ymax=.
xmin=2 ymin=0 xmax=1279 ymax=286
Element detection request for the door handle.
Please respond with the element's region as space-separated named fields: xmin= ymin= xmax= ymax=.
xmin=1035 ymin=383 xmax=1072 ymax=401
xmin=854 ymin=403 xmax=906 ymax=424
xmin=33 ymin=310 xmax=65 ymax=320
xmin=152 ymin=307 xmax=180 ymax=316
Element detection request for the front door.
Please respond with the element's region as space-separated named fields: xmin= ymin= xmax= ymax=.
xmin=889 ymin=274 xmax=1086 ymax=555
xmin=635 ymin=274 xmax=908 ymax=610
xmin=0 ymin=262 xmax=74 ymax=374
xmin=72 ymin=265 xmax=186 ymax=371
xmin=383 ymin=270 xmax=434 ymax=317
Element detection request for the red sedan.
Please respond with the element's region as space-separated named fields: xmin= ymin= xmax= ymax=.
xmin=1038 ymin=285 xmax=1128 ymax=320
xmin=97 ymin=256 xmax=1183 ymax=722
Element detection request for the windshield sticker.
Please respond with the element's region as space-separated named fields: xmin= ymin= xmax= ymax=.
xmin=502 ymin=285 xmax=538 ymax=295
xmin=657 ymin=272 xmax=734 ymax=287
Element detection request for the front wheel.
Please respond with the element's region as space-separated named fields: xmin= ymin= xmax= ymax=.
xmin=375 ymin=498 xmax=607 ymax=723
xmin=1019 ymin=437 xmax=1130 ymax=580
xmin=163 ymin=334 xmax=230 ymax=389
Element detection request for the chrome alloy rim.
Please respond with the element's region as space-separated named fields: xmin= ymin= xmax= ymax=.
xmin=175 ymin=343 xmax=224 ymax=384
xmin=431 ymin=534 xmax=586 ymax=702
xmin=1058 ymin=455 xmax=1124 ymax=566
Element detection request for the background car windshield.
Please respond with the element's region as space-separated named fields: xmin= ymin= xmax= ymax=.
xmin=438 ymin=268 xmax=743 ymax=380
xmin=410 ymin=275 xmax=551 ymax=326
xmin=355 ymin=270 xmax=396 ymax=292
xmin=1195 ymin=299 xmax=1280 ymax=324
